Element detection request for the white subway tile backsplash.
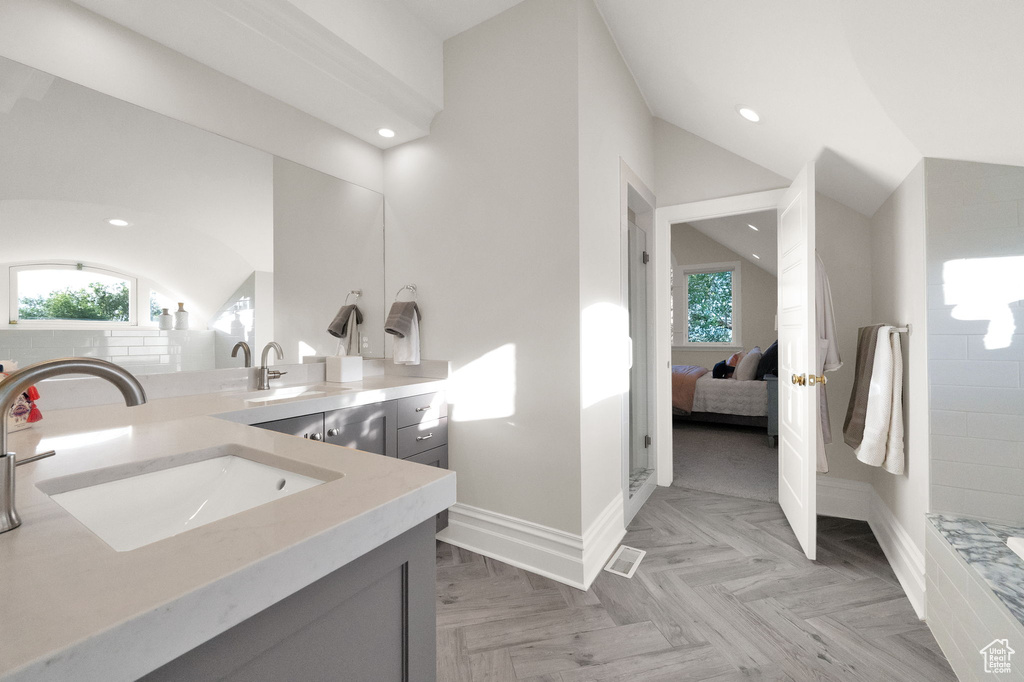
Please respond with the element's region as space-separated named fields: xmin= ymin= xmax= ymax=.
xmin=929 ymin=335 xmax=968 ymax=360
xmin=928 ymin=314 xmax=995 ymax=336
xmin=931 ymin=435 xmax=1019 ymax=467
xmin=962 ymin=489 xmax=1024 ymax=524
xmin=931 ymin=410 xmax=968 ymax=436
xmin=967 ymin=334 xmax=1024 ymax=361
xmin=930 ymin=385 xmax=1024 ymax=415
xmin=932 ymin=460 xmax=1024 ymax=495
xmin=930 ymin=359 xmax=1019 ymax=388
xmin=966 ymin=412 xmax=1024 ymax=441
xmin=931 ymin=485 xmax=967 ymax=514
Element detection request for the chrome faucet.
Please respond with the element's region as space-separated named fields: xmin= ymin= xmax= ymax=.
xmin=231 ymin=341 xmax=252 ymax=368
xmin=0 ymin=358 xmax=147 ymax=534
xmin=258 ymin=341 xmax=287 ymax=390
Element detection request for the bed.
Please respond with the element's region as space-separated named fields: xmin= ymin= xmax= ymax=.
xmin=671 ymin=343 xmax=779 ymax=437
xmin=672 ymin=367 xmax=770 ymax=425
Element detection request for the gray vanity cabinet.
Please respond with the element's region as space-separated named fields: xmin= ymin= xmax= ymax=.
xmin=251 ymin=391 xmax=449 ymax=532
xmin=324 ymin=402 xmax=397 ymax=457
xmin=253 ymin=413 xmax=325 ymax=441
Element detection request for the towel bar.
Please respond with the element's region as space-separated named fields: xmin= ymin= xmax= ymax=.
xmin=394 ymin=284 xmax=417 ymax=301
xmin=890 ymin=325 xmax=911 ymax=334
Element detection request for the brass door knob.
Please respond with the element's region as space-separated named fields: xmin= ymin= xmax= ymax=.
xmin=791 ymin=374 xmax=806 ymax=386
xmin=808 ymin=374 xmax=827 ymax=386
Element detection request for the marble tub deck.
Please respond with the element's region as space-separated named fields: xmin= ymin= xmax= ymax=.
xmin=928 ymin=513 xmax=1024 ymax=627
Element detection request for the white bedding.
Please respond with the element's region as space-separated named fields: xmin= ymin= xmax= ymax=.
xmin=692 ymin=374 xmax=767 ymax=417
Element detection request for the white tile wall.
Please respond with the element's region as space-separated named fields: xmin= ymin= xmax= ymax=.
xmin=0 ymin=329 xmax=215 ymax=376
xmin=926 ymin=523 xmax=1024 ymax=682
xmin=927 ymin=159 xmax=1024 ymax=525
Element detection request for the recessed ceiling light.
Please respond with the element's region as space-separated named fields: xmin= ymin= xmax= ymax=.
xmin=107 ymin=219 xmax=130 ymax=227
xmin=377 ymin=128 xmax=396 ymax=138
xmin=748 ymin=224 xmax=759 ymax=231
xmin=737 ymin=106 xmax=761 ymax=123
xmin=752 ymin=253 xmax=761 ymax=260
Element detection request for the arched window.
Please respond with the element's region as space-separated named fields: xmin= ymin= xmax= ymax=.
xmin=9 ymin=262 xmax=138 ymax=325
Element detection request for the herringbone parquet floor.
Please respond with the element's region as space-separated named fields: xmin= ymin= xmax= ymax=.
xmin=436 ymin=485 xmax=956 ymax=681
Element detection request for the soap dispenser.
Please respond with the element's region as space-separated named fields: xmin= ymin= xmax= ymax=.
xmin=173 ymin=302 xmax=189 ymax=330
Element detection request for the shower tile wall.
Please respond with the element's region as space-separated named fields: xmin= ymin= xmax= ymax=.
xmin=927 ymin=159 xmax=1024 ymax=524
xmin=0 ymin=329 xmax=215 ymax=375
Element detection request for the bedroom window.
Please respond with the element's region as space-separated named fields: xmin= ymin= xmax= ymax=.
xmin=673 ymin=261 xmax=741 ymax=347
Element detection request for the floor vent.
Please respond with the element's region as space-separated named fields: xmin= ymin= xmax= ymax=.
xmin=603 ymin=545 xmax=646 ymax=579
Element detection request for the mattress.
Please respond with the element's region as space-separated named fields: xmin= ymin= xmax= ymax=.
xmin=692 ymin=374 xmax=767 ymax=417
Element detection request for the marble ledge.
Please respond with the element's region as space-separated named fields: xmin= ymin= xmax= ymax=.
xmin=928 ymin=513 xmax=1024 ymax=627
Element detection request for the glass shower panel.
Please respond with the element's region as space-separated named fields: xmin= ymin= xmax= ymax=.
xmin=628 ymin=219 xmax=651 ymax=496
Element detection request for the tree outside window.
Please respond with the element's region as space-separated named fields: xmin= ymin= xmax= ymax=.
xmin=672 ymin=262 xmax=741 ymax=347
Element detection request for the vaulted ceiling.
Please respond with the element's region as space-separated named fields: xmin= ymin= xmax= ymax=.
xmin=71 ymin=0 xmax=1024 ymax=217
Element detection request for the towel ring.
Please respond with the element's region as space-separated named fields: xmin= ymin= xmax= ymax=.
xmin=394 ymin=284 xmax=417 ymax=302
xmin=344 ymin=290 xmax=362 ymax=305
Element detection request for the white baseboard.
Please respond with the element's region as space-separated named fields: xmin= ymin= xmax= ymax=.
xmin=436 ymin=495 xmax=625 ymax=591
xmin=816 ymin=476 xmax=926 ymax=619
xmin=867 ymin=492 xmax=927 ymax=619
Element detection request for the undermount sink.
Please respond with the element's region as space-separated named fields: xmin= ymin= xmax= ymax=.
xmin=44 ymin=449 xmax=329 ymax=551
xmin=1009 ymin=537 xmax=1024 ymax=562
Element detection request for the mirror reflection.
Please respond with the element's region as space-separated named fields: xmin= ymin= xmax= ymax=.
xmin=0 ymin=56 xmax=384 ymax=375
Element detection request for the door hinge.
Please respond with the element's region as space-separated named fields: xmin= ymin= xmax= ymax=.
xmin=642 ymin=251 xmax=650 ymax=264
xmin=644 ymin=434 xmax=652 ymax=448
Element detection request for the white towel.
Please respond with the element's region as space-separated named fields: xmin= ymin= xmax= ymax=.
xmin=393 ymin=309 xmax=420 ymax=365
xmin=855 ymin=326 xmax=905 ymax=474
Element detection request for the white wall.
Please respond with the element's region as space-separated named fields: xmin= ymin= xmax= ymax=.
xmin=870 ymin=162 xmax=929 ymax=559
xmin=654 ymin=117 xmax=788 ymax=207
xmin=670 ymin=224 xmax=777 ymax=368
xmin=384 ymin=0 xmax=584 ymax=534
xmin=0 ymin=0 xmax=383 ymax=192
xmin=816 ymin=194 xmax=875 ymax=484
xmin=926 ymin=158 xmax=1024 ymax=524
xmin=577 ymin=0 xmax=654 ymax=533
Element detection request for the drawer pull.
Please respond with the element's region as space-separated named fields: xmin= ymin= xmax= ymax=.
xmin=415 ymin=406 xmax=431 ymax=413
xmin=416 ymin=433 xmax=434 ymax=442
xmin=310 ymin=432 xmax=323 ymax=441
xmin=327 ymin=428 xmax=340 ymax=437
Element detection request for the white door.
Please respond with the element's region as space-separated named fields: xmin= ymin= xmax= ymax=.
xmin=777 ymin=162 xmax=817 ymax=560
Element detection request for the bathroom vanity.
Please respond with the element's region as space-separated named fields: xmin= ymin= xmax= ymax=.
xmin=0 ymin=375 xmax=453 ymax=682
xmin=253 ymin=390 xmax=449 ymax=531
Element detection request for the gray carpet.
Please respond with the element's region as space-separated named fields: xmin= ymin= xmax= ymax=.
xmin=672 ymin=421 xmax=778 ymax=502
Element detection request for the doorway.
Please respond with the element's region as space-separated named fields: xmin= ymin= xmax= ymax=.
xmin=669 ymin=209 xmax=779 ymax=502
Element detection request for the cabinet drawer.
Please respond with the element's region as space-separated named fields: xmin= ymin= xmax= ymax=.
xmin=396 ymin=392 xmax=447 ymax=428
xmin=253 ymin=413 xmax=324 ymax=440
xmin=404 ymin=445 xmax=449 ymax=532
xmin=398 ymin=418 xmax=448 ymax=459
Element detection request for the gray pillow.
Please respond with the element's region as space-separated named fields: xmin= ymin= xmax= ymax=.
xmin=735 ymin=346 xmax=762 ymax=381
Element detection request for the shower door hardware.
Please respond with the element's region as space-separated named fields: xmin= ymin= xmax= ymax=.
xmin=791 ymin=373 xmax=806 ymax=386
xmin=642 ymin=251 xmax=649 ymax=264
xmin=644 ymin=435 xmax=651 ymax=448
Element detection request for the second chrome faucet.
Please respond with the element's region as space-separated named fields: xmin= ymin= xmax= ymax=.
xmin=258 ymin=341 xmax=287 ymax=390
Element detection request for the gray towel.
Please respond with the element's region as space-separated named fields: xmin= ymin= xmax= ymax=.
xmin=843 ymin=324 xmax=883 ymax=448
xmin=385 ymin=302 xmax=421 ymax=338
xmin=328 ymin=304 xmax=363 ymax=338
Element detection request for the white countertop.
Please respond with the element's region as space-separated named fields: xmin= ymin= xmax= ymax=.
xmin=0 ymin=376 xmax=454 ymax=681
